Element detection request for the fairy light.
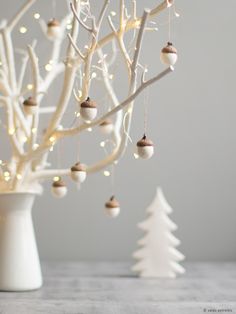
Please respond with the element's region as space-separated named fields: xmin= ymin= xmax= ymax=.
xmin=91 ymin=72 xmax=97 ymax=79
xmin=53 ymin=176 xmax=60 ymax=182
xmin=110 ymin=11 xmax=116 ymax=16
xmin=45 ymin=63 xmax=53 ymax=72
xmin=34 ymin=13 xmax=40 ymax=20
xmin=4 ymin=171 xmax=10 ymax=178
xmin=66 ymin=23 xmax=72 ymax=30
xmin=74 ymin=111 xmax=80 ymax=117
xmin=104 ymin=170 xmax=110 ymax=177
xmin=33 ymin=143 xmax=39 ymax=150
xmin=16 ymin=174 xmax=22 ymax=180
xmin=49 ymin=136 xmax=56 ymax=143
xmin=134 ymin=153 xmax=139 ymax=159
xmin=19 ymin=26 xmax=27 ymax=34
xmin=109 ymin=74 xmax=114 ymax=80
xmin=100 ymin=141 xmax=105 ymax=148
xmin=114 ymin=160 xmax=118 ymax=165
xmin=21 ymin=136 xmax=28 ymax=143
xmin=87 ymin=127 xmax=92 ymax=132
xmin=8 ymin=128 xmax=15 ymax=135
xmin=27 ymin=84 xmax=34 ymax=90
xmin=49 ymin=146 xmax=54 ymax=152
xmin=31 ymin=127 xmax=37 ymax=134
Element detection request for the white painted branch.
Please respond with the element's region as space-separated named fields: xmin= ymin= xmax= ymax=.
xmin=97 ymin=0 xmax=110 ymax=29
xmin=8 ymin=0 xmax=37 ymax=31
xmin=39 ymin=107 xmax=56 ymax=114
xmin=56 ymin=67 xmax=173 ymax=138
xmin=27 ymin=45 xmax=40 ymax=147
xmin=68 ymin=34 xmax=85 ymax=60
xmin=70 ymin=2 xmax=93 ymax=33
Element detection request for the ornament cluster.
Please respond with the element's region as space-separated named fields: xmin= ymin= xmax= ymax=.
xmin=48 ymin=40 xmax=178 ymax=218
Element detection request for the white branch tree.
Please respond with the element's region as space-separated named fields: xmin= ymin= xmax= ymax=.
xmin=0 ymin=0 xmax=174 ymax=193
xmin=132 ymin=187 xmax=185 ymax=278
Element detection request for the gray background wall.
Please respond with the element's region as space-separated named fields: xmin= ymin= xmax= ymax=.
xmin=1 ymin=0 xmax=236 ymax=261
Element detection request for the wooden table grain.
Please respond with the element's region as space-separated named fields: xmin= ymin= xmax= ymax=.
xmin=0 ymin=262 xmax=235 ymax=314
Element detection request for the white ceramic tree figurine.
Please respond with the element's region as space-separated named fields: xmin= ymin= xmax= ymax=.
xmin=132 ymin=187 xmax=185 ymax=278
xmin=0 ymin=0 xmax=178 ymax=291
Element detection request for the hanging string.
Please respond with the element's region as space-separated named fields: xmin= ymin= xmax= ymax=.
xmin=168 ymin=3 xmax=171 ymax=42
xmin=143 ymin=86 xmax=150 ymax=135
xmin=111 ymin=162 xmax=115 ymax=196
xmin=52 ymin=0 xmax=56 ymax=18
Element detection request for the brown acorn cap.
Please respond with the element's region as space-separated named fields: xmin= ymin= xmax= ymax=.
xmin=105 ymin=196 xmax=120 ymax=209
xmin=52 ymin=179 xmax=66 ymax=187
xmin=23 ymin=97 xmax=37 ymax=107
xmin=161 ymin=42 xmax=177 ymax=54
xmin=81 ymin=97 xmax=97 ymax=108
xmin=136 ymin=134 xmax=154 ymax=147
xmin=100 ymin=119 xmax=112 ymax=126
xmin=71 ymin=162 xmax=87 ymax=172
xmin=47 ymin=18 xmax=60 ymax=27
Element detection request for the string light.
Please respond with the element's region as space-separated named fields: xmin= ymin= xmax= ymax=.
xmin=27 ymin=84 xmax=34 ymax=90
xmin=109 ymin=74 xmax=114 ymax=80
xmin=134 ymin=153 xmax=139 ymax=159
xmin=34 ymin=13 xmax=40 ymax=20
xmin=49 ymin=146 xmax=54 ymax=152
xmin=110 ymin=11 xmax=116 ymax=16
xmin=21 ymin=136 xmax=28 ymax=143
xmin=100 ymin=141 xmax=105 ymax=148
xmin=87 ymin=127 xmax=92 ymax=132
xmin=91 ymin=72 xmax=97 ymax=79
xmin=16 ymin=174 xmax=22 ymax=180
xmin=45 ymin=63 xmax=53 ymax=72
xmin=49 ymin=136 xmax=56 ymax=143
xmin=19 ymin=26 xmax=27 ymax=34
xmin=33 ymin=143 xmax=39 ymax=150
xmin=74 ymin=111 xmax=80 ymax=117
xmin=104 ymin=170 xmax=110 ymax=177
xmin=53 ymin=176 xmax=60 ymax=182
xmin=4 ymin=171 xmax=10 ymax=177
xmin=8 ymin=128 xmax=15 ymax=135
xmin=31 ymin=127 xmax=37 ymax=134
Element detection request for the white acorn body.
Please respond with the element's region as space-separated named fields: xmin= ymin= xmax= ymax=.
xmin=47 ymin=26 xmax=61 ymax=40
xmin=71 ymin=171 xmax=86 ymax=183
xmin=51 ymin=186 xmax=67 ymax=198
xmin=23 ymin=105 xmax=37 ymax=116
xmin=100 ymin=123 xmax=113 ymax=135
xmin=160 ymin=52 xmax=178 ymax=66
xmin=80 ymin=107 xmax=97 ymax=121
xmin=137 ymin=145 xmax=154 ymax=159
xmin=105 ymin=206 xmax=120 ymax=218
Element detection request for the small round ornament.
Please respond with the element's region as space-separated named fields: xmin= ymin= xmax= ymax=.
xmin=23 ymin=97 xmax=37 ymax=115
xmin=99 ymin=119 xmax=113 ymax=135
xmin=47 ymin=19 xmax=61 ymax=40
xmin=136 ymin=134 xmax=154 ymax=159
xmin=80 ymin=97 xmax=97 ymax=121
xmin=160 ymin=42 xmax=178 ymax=66
xmin=105 ymin=196 xmax=120 ymax=218
xmin=70 ymin=162 xmax=87 ymax=183
xmin=51 ymin=179 xmax=67 ymax=198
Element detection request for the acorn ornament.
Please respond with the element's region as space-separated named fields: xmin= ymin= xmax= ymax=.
xmin=47 ymin=19 xmax=61 ymax=40
xmin=99 ymin=119 xmax=113 ymax=135
xmin=70 ymin=162 xmax=87 ymax=183
xmin=160 ymin=42 xmax=178 ymax=66
xmin=51 ymin=178 xmax=67 ymax=198
xmin=80 ymin=97 xmax=97 ymax=121
xmin=23 ymin=97 xmax=37 ymax=115
xmin=136 ymin=134 xmax=154 ymax=159
xmin=105 ymin=196 xmax=120 ymax=218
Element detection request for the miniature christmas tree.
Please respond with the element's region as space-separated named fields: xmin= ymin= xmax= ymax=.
xmin=132 ymin=187 xmax=185 ymax=278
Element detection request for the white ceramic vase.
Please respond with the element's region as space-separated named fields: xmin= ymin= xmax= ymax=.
xmin=0 ymin=192 xmax=42 ymax=291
